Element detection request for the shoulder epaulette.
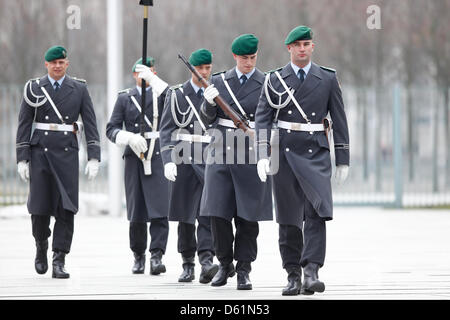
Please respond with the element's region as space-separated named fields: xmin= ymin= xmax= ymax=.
xmin=170 ymin=83 xmax=183 ymax=90
xmin=320 ymin=66 xmax=336 ymax=73
xmin=118 ymin=88 xmax=131 ymax=94
xmin=72 ymin=76 xmax=87 ymax=83
xmin=212 ymin=70 xmax=226 ymax=77
xmin=265 ymin=67 xmax=283 ymax=75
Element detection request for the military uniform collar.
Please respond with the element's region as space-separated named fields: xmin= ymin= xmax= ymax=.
xmin=281 ymin=62 xmax=321 ymax=80
xmin=290 ymin=61 xmax=311 ymax=77
xmin=39 ymin=74 xmax=74 ymax=88
xmin=224 ymin=67 xmax=264 ymax=84
xmin=135 ymin=85 xmax=151 ymax=96
xmin=224 ymin=68 xmax=237 ymax=81
xmin=47 ymin=74 xmax=66 ymax=87
xmin=235 ymin=67 xmax=256 ymax=81
xmin=188 ymin=79 xmax=202 ymax=96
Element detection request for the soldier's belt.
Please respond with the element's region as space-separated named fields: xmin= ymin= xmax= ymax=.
xmin=217 ymin=118 xmax=255 ymax=129
xmin=35 ymin=122 xmax=77 ymax=132
xmin=143 ymin=132 xmax=160 ymax=139
xmin=176 ymin=133 xmax=211 ymax=144
xmin=277 ymin=120 xmax=325 ymax=132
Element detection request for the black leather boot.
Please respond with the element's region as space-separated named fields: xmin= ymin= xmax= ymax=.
xmin=132 ymin=252 xmax=145 ymax=274
xmin=150 ymin=249 xmax=166 ymax=275
xmin=178 ymin=256 xmax=195 ymax=282
xmin=211 ymin=262 xmax=235 ymax=287
xmin=237 ymin=271 xmax=252 ymax=290
xmin=198 ymin=251 xmax=219 ymax=284
xmin=35 ymin=240 xmax=48 ymax=275
xmin=282 ymin=267 xmax=302 ymax=296
xmin=301 ymin=263 xmax=325 ymax=295
xmin=52 ymin=251 xmax=70 ymax=279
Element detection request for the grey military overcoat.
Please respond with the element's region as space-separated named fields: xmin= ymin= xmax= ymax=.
xmin=159 ymin=80 xmax=208 ymax=224
xmin=106 ymin=87 xmax=169 ymax=223
xmin=16 ymin=75 xmax=101 ymax=215
xmin=255 ymin=62 xmax=349 ymax=227
xmin=200 ymin=68 xmax=273 ymax=222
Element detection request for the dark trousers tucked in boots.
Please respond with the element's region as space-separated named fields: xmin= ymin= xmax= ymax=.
xmin=129 ymin=218 xmax=169 ymax=254
xmin=34 ymin=240 xmax=48 ymax=274
xmin=282 ymin=267 xmax=302 ymax=296
xmin=129 ymin=219 xmax=168 ymax=274
xmin=236 ymin=261 xmax=252 ymax=290
xmin=177 ymin=218 xmax=216 ymax=283
xmin=31 ymin=212 xmax=74 ymax=254
xmin=198 ymin=250 xmax=218 ymax=284
xmin=178 ymin=255 xmax=195 ymax=282
xmin=210 ymin=216 xmax=258 ymax=287
xmin=132 ymin=252 xmax=145 ymax=274
xmin=52 ymin=251 xmax=70 ymax=279
xmin=279 ymin=202 xmax=326 ymax=295
xmin=302 ymin=263 xmax=325 ymax=294
xmin=150 ymin=249 xmax=166 ymax=275
xmin=31 ymin=212 xmax=73 ymax=277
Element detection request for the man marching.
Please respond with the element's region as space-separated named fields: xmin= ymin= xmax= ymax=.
xmin=159 ymin=48 xmax=219 ymax=284
xmin=16 ymin=45 xmax=101 ymax=279
xmin=200 ymin=34 xmax=273 ymax=290
xmin=255 ymin=26 xmax=350 ymax=295
xmin=106 ymin=57 xmax=169 ymax=275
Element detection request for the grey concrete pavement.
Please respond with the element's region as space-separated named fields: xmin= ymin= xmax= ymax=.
xmin=1 ymin=206 xmax=450 ymax=300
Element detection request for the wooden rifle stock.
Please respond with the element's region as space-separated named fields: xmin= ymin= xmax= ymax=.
xmin=177 ymin=54 xmax=254 ymax=139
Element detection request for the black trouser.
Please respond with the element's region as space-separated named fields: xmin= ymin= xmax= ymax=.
xmin=31 ymin=211 xmax=74 ymax=254
xmin=210 ymin=216 xmax=259 ymax=273
xmin=279 ymin=200 xmax=326 ymax=270
xmin=178 ymin=216 xmax=214 ymax=258
xmin=129 ymin=218 xmax=169 ymax=254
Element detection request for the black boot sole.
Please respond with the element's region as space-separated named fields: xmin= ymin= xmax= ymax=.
xmin=302 ymin=281 xmax=325 ymax=294
xmin=35 ymin=263 xmax=48 ymax=275
xmin=52 ymin=272 xmax=70 ymax=279
xmin=132 ymin=269 xmax=145 ymax=274
xmin=211 ymin=269 xmax=235 ymax=287
xmin=237 ymin=283 xmax=252 ymax=290
xmin=178 ymin=276 xmax=195 ymax=282
xmin=282 ymin=288 xmax=301 ymax=296
xmin=150 ymin=265 xmax=166 ymax=275
xmin=199 ymin=265 xmax=219 ymax=284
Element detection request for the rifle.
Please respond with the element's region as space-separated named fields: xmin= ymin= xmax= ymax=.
xmin=139 ymin=0 xmax=153 ymax=160
xmin=178 ymin=54 xmax=255 ymax=138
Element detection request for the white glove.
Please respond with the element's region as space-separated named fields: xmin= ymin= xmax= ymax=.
xmin=18 ymin=161 xmax=29 ymax=182
xmin=129 ymin=133 xmax=148 ymax=157
xmin=204 ymin=84 xmax=219 ymax=106
xmin=257 ymin=159 xmax=271 ymax=182
xmin=164 ymin=162 xmax=177 ymax=182
xmin=135 ymin=64 xmax=168 ymax=97
xmin=335 ymin=165 xmax=349 ymax=185
xmin=85 ymin=159 xmax=99 ymax=180
xmin=115 ymin=130 xmax=148 ymax=158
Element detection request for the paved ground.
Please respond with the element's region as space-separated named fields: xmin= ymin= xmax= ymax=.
xmin=1 ymin=206 xmax=450 ymax=300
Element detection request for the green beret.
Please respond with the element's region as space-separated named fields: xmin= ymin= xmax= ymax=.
xmin=189 ymin=48 xmax=212 ymax=66
xmin=45 ymin=46 xmax=68 ymax=62
xmin=284 ymin=26 xmax=313 ymax=45
xmin=132 ymin=57 xmax=155 ymax=72
xmin=231 ymin=34 xmax=259 ymax=55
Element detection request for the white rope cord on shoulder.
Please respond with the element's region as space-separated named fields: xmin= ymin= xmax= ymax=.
xmin=23 ymin=79 xmax=47 ymax=108
xmin=263 ymin=73 xmax=292 ymax=110
xmin=171 ymin=88 xmax=194 ymax=128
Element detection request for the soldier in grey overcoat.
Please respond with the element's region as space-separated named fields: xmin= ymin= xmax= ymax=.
xmin=200 ymin=34 xmax=273 ymax=290
xmin=159 ymin=49 xmax=219 ymax=284
xmin=16 ymin=46 xmax=101 ymax=279
xmin=255 ymin=26 xmax=350 ymax=296
xmin=106 ymin=57 xmax=169 ymax=276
